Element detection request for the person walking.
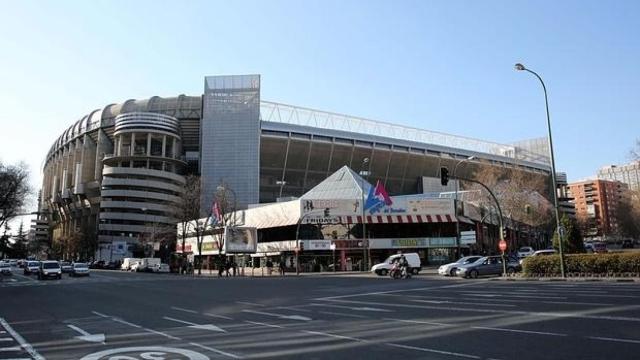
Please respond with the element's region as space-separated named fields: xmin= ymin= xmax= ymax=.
xmin=231 ymin=260 xmax=237 ymax=277
xmin=279 ymin=260 xmax=286 ymax=276
xmin=217 ymin=258 xmax=224 ymax=277
xmin=224 ymin=259 xmax=231 ymax=277
xmin=266 ymin=259 xmax=273 ymax=276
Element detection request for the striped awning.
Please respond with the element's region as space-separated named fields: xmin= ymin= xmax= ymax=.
xmin=340 ymin=214 xmax=455 ymax=224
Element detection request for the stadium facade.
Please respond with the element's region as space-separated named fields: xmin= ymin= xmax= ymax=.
xmin=40 ymin=75 xmax=552 ymax=261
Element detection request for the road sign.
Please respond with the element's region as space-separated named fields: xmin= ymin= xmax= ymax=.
xmin=498 ymin=240 xmax=507 ymax=252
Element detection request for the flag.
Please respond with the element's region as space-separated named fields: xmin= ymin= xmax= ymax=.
xmin=209 ymin=200 xmax=222 ymax=226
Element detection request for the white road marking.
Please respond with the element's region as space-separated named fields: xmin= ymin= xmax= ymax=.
xmin=319 ymin=298 xmax=640 ymax=323
xmin=66 ymin=324 xmax=106 ymax=343
xmin=242 ymin=309 xmax=312 ymax=321
xmin=92 ymin=311 xmax=181 ymax=340
xmin=0 ymin=346 xmax=21 ymax=351
xmin=309 ymin=303 xmax=392 ymax=313
xmin=464 ymin=293 xmax=567 ymax=300
xmin=204 ymin=312 xmax=234 ymax=320
xmin=0 ymin=338 xmax=14 ymax=341
xmin=0 ymin=318 xmax=44 ymax=360
xmin=244 ymin=320 xmax=283 ymax=329
xmin=236 ymin=301 xmax=266 ymax=307
xmin=410 ymin=299 xmax=516 ymax=308
xmin=386 ymin=342 xmax=481 ymax=359
xmin=471 ymin=326 xmax=567 ymax=337
xmin=302 ymin=330 xmax=365 ymax=342
xmin=384 ymin=318 xmax=452 ymax=327
xmin=189 ymin=341 xmax=242 ymax=359
xmin=588 ymin=336 xmax=640 ymax=344
xmin=171 ymin=306 xmax=199 ymax=314
xmin=318 ymin=311 xmax=368 ymax=319
xmin=163 ymin=316 xmax=226 ymax=332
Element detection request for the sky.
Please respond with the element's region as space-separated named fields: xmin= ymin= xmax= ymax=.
xmin=1 ymin=0 xmax=639 ymax=224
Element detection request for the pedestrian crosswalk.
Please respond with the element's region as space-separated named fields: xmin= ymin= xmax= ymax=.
xmin=0 ymin=318 xmax=44 ymax=359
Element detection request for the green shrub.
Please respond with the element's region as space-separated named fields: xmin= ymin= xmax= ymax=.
xmin=522 ymin=253 xmax=640 ymax=277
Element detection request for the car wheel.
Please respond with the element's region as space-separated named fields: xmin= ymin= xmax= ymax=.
xmin=411 ymin=268 xmax=419 ymax=275
xmin=449 ymin=268 xmax=457 ymax=276
xmin=506 ymin=267 xmax=516 ymax=276
xmin=379 ymin=269 xmax=388 ymax=276
xmin=469 ymin=270 xmax=479 ymax=279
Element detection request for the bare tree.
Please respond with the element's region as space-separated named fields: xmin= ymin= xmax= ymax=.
xmin=467 ymin=165 xmax=553 ymax=244
xmin=631 ymin=138 xmax=640 ymax=161
xmin=617 ymin=189 xmax=640 ymax=239
xmin=0 ymin=161 xmax=32 ymax=230
xmin=212 ymin=182 xmax=239 ymax=260
xmin=176 ymin=175 xmax=203 ymax=273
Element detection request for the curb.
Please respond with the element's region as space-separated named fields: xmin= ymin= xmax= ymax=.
xmin=489 ymin=277 xmax=640 ymax=283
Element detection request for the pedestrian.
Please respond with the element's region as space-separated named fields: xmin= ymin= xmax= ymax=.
xmin=231 ymin=260 xmax=237 ymax=277
xmin=279 ymin=260 xmax=286 ymax=276
xmin=266 ymin=259 xmax=273 ymax=275
xmin=225 ymin=259 xmax=231 ymax=277
xmin=217 ymin=258 xmax=224 ymax=277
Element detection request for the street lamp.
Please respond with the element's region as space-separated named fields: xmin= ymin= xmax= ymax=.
xmin=515 ymin=63 xmax=565 ymax=278
xmin=276 ymin=180 xmax=287 ymax=199
xmin=359 ymin=158 xmax=371 ymax=272
xmin=454 ymin=156 xmax=476 ymax=259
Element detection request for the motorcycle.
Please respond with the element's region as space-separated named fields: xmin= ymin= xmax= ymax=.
xmin=389 ymin=263 xmax=411 ymax=279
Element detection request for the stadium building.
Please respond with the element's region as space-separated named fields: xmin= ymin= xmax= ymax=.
xmin=40 ymin=75 xmax=552 ymax=262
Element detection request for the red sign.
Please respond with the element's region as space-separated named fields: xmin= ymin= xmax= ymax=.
xmin=498 ymin=240 xmax=507 ymax=252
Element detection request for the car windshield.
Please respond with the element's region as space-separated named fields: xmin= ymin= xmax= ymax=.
xmin=28 ymin=262 xmax=39 ymax=266
xmin=43 ymin=262 xmax=60 ymax=269
xmin=0 ymin=263 xmax=9 ymax=268
xmin=74 ymin=263 xmax=88 ymax=268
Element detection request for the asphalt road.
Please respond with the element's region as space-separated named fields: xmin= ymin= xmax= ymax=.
xmin=1 ymin=269 xmax=640 ymax=360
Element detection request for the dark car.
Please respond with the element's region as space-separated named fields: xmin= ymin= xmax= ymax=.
xmin=622 ymin=240 xmax=634 ymax=249
xmin=455 ymin=256 xmax=521 ymax=278
xmin=60 ymin=261 xmax=73 ymax=273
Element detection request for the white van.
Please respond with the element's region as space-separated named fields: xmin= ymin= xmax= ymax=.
xmin=121 ymin=258 xmax=141 ymax=271
xmin=371 ymin=253 xmax=421 ymax=276
xmin=131 ymin=258 xmax=161 ymax=272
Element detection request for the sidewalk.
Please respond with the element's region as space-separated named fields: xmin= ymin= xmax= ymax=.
xmin=178 ymin=266 xmax=440 ymax=278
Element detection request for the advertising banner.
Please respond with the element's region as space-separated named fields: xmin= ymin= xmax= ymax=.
xmin=224 ymin=226 xmax=258 ymax=253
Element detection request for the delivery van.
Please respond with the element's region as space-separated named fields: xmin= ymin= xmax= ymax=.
xmin=371 ymin=253 xmax=421 ymax=276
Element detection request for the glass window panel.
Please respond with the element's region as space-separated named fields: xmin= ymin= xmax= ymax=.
xmin=260 ymin=138 xmax=287 ymax=169
xmin=165 ymin=137 xmax=174 ymax=158
xmin=329 ymin=144 xmax=353 ymax=172
xmin=307 ymin=142 xmax=332 ymax=172
xmin=120 ymin=134 xmax=131 ymax=157
xmin=150 ymin=134 xmax=163 ymax=156
xmin=134 ymin=133 xmax=147 ymax=155
xmin=286 ymin=140 xmax=310 ymax=170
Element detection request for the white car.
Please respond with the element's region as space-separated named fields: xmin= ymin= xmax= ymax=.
xmin=38 ymin=261 xmax=62 ymax=280
xmin=371 ymin=253 xmax=421 ymax=276
xmin=517 ymin=246 xmax=535 ymax=258
xmin=438 ymin=256 xmax=483 ymax=276
xmin=520 ymin=249 xmax=557 ymax=264
xmin=152 ymin=263 xmax=170 ymax=273
xmin=0 ymin=262 xmax=12 ymax=275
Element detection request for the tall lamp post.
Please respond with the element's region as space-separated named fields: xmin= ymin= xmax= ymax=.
xmin=276 ymin=180 xmax=287 ymax=199
xmin=359 ymin=158 xmax=371 ymax=272
xmin=515 ymin=63 xmax=565 ymax=278
xmin=453 ymin=156 xmax=476 ymax=259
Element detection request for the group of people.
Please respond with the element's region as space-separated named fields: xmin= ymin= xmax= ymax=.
xmin=265 ymin=259 xmax=288 ymax=276
xmin=217 ymin=258 xmax=238 ymax=277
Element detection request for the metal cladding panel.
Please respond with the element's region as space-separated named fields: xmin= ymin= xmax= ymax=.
xmin=201 ymin=75 xmax=261 ymax=212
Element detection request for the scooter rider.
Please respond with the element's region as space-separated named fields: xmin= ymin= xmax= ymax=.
xmin=399 ymin=255 xmax=409 ymax=278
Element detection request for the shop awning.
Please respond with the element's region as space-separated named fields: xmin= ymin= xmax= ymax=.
xmin=339 ymin=214 xmax=455 ymax=224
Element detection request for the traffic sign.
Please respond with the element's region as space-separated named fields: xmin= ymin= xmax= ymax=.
xmin=498 ymin=240 xmax=507 ymax=252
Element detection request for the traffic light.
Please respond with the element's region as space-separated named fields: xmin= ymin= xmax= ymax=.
xmin=502 ymin=227 xmax=508 ymax=240
xmin=440 ymin=167 xmax=449 ymax=186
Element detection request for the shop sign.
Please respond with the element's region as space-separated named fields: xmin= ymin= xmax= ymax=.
xmin=332 ymin=239 xmax=368 ymax=249
xmin=391 ymin=238 xmax=429 ymax=248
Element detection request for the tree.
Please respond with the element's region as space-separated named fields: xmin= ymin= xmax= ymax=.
xmin=11 ymin=220 xmax=28 ymax=258
xmin=468 ymin=166 xmax=554 ymax=242
xmin=631 ymin=138 xmax=640 ymax=161
xmin=616 ymin=189 xmax=640 ymax=239
xmin=212 ymin=182 xmax=239 ymax=260
xmin=0 ymin=161 xmax=32 ymax=231
xmin=176 ymin=175 xmax=202 ymax=273
xmin=552 ymin=214 xmax=584 ymax=253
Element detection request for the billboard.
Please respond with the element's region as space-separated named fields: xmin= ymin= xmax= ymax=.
xmin=224 ymin=226 xmax=258 ymax=253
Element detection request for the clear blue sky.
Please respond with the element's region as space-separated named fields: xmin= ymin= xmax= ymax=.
xmin=1 ymin=0 xmax=639 ymax=209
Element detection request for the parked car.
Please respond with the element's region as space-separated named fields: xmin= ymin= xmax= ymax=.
xmin=131 ymin=258 xmax=161 ymax=272
xmin=584 ymin=243 xmax=595 ymax=253
xmin=121 ymin=258 xmax=141 ymax=271
xmin=438 ymin=256 xmax=483 ymax=276
xmin=0 ymin=262 xmax=12 ymax=275
xmin=517 ymin=246 xmax=535 ymax=258
xmin=8 ymin=259 xmax=18 ymax=267
xmin=622 ymin=239 xmax=634 ymax=249
xmin=38 ymin=261 xmax=62 ymax=280
xmin=59 ymin=261 xmax=73 ymax=273
xmin=593 ymin=242 xmax=608 ymax=253
xmin=520 ymin=249 xmax=557 ymax=264
xmin=70 ymin=262 xmax=90 ymax=277
xmin=24 ymin=261 xmax=40 ymax=275
xmin=371 ymin=253 xmax=422 ymax=276
xmin=152 ymin=263 xmax=170 ymax=273
xmin=456 ymin=256 xmax=521 ymax=278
